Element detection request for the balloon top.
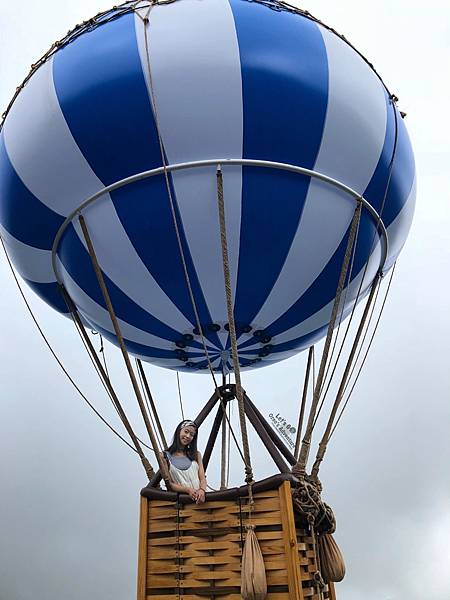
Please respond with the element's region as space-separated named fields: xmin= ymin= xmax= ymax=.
xmin=0 ymin=0 xmax=415 ymax=373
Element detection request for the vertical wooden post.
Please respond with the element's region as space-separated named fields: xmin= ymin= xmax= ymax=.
xmin=278 ymin=481 xmax=304 ymax=599
xmin=328 ymin=581 xmax=337 ymax=600
xmin=136 ymin=496 xmax=148 ymax=600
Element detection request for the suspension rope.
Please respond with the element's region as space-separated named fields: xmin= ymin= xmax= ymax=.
xmin=78 ymin=214 xmax=173 ymax=483
xmin=61 ymin=288 xmax=159 ymax=468
xmin=135 ymin=6 xmax=219 ymax=388
xmin=294 ymin=346 xmax=314 ymax=460
xmin=91 ymin=331 xmax=110 ymax=381
xmin=135 ymin=359 xmax=165 ymax=452
xmin=216 ymin=165 xmax=254 ymax=496
xmin=136 ymin=8 xmax=251 ymax=484
xmin=292 ymin=200 xmax=362 ymax=479
xmin=329 ymin=263 xmax=396 ymax=440
xmin=135 ymin=359 xmax=168 ymax=450
xmin=310 ymin=275 xmax=381 ymax=479
xmin=317 ymin=211 xmax=362 ymax=402
xmin=67 ymin=311 xmax=127 ymax=427
xmin=315 ymin=93 xmax=399 ymax=423
xmin=176 ymin=371 xmax=185 ymax=420
xmin=98 ymin=334 xmax=110 ymax=381
xmin=312 ymin=345 xmax=316 ymax=393
xmin=61 ymin=288 xmax=157 ymax=455
xmin=0 ymin=234 xmax=146 ymax=456
xmin=339 ymin=274 xmax=384 ymax=400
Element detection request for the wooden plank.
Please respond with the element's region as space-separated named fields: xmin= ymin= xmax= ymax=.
xmin=146 ymin=594 xmax=291 ymax=600
xmin=136 ymin=497 xmax=148 ymax=600
xmin=266 ymin=571 xmax=289 ymax=585
xmin=146 ymin=576 xmax=179 ymax=588
xmin=178 ymin=512 xmax=241 ymax=524
xmin=179 ymin=573 xmax=289 ymax=588
xmin=167 ymin=595 xmax=290 ymax=600
xmin=179 ymin=497 xmax=280 ymax=517
xmin=180 ymin=570 xmax=242 ymax=580
xmin=184 ymin=555 xmax=241 ymax=565
xmin=147 ymin=500 xmax=176 ymax=508
xmin=180 ymin=549 xmax=233 ymax=559
xmin=278 ymin=481 xmax=304 ymax=600
xmin=241 ymin=516 xmax=283 ymax=527
xmin=150 ymin=520 xmax=241 ymax=533
xmin=181 ymin=540 xmax=240 ymax=551
xmin=148 ymin=533 xmax=237 ymax=546
xmin=148 ymin=529 xmax=283 ymax=547
xmin=146 ymin=547 xmax=180 ymax=559
xmin=147 ymin=510 xmax=177 ymax=520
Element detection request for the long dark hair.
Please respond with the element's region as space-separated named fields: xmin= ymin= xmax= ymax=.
xmin=167 ymin=420 xmax=198 ymax=462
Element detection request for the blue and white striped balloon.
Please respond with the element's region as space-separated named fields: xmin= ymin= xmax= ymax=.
xmin=0 ymin=0 xmax=415 ymax=373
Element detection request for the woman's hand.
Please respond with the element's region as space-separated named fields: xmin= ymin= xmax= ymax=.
xmin=195 ymin=488 xmax=206 ymax=504
xmin=187 ymin=487 xmax=198 ymax=501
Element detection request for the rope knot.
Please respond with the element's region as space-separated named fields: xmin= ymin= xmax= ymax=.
xmin=313 ymin=570 xmax=326 ymax=589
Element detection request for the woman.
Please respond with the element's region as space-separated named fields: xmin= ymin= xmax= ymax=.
xmin=164 ymin=420 xmax=207 ymax=504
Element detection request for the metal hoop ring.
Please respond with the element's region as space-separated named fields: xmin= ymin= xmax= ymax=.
xmin=51 ymin=158 xmax=389 ymax=284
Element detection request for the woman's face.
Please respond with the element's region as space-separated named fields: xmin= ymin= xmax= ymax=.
xmin=179 ymin=425 xmax=196 ymax=447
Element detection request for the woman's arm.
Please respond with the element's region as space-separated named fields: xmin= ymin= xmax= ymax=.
xmin=195 ymin=452 xmax=207 ymax=503
xmin=167 ymin=480 xmax=197 ymax=498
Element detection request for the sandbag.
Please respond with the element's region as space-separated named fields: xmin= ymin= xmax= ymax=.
xmin=318 ymin=533 xmax=346 ymax=582
xmin=241 ymin=525 xmax=267 ymax=600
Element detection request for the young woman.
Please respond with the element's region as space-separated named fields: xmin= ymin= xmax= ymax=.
xmin=164 ymin=420 xmax=207 ymax=504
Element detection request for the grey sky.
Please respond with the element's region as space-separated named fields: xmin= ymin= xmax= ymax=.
xmin=1 ymin=1 xmax=449 ymax=599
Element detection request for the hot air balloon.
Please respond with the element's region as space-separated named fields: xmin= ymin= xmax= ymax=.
xmin=0 ymin=1 xmax=416 ymax=599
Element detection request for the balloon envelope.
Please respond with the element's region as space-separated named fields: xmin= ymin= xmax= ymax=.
xmin=0 ymin=0 xmax=415 ymax=372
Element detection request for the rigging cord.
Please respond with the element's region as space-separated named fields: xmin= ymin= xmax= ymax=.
xmin=78 ymin=214 xmax=174 ymax=481
xmin=304 ymin=98 xmax=400 ymax=472
xmin=0 ymin=234 xmax=140 ymax=454
xmin=294 ymin=346 xmax=314 ymax=460
xmin=312 ymin=345 xmax=316 ymax=392
xmin=135 ymin=359 xmax=165 ymax=452
xmin=60 ymin=289 xmax=157 ymax=455
xmin=61 ymin=290 xmax=159 ymax=462
xmin=309 ymin=274 xmax=381 ymax=479
xmin=311 ymin=214 xmax=362 ymax=429
xmin=328 ymin=263 xmax=396 ymax=441
xmin=136 ymin=7 xmax=249 ymax=478
xmin=339 ymin=273 xmax=383 ymax=399
xmin=135 ymin=5 xmax=220 ymax=388
xmin=98 ymin=333 xmax=110 ymax=381
xmin=176 ymin=371 xmax=185 ymax=420
xmin=292 ymin=200 xmax=362 ymax=479
xmin=314 ymin=94 xmax=400 ymax=427
xmin=67 ymin=314 xmax=125 ymax=425
xmin=317 ymin=211 xmax=362 ymax=399
xmin=136 ymin=358 xmax=168 ymax=449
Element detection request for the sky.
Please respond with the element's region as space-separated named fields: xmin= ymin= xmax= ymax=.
xmin=0 ymin=1 xmax=449 ymax=600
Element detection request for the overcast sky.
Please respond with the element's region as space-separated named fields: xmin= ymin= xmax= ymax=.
xmin=1 ymin=1 xmax=449 ymax=599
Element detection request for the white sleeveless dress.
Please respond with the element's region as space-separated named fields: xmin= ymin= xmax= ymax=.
xmin=165 ymin=452 xmax=200 ymax=489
